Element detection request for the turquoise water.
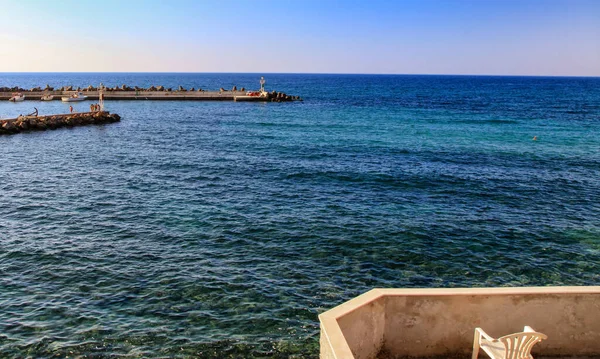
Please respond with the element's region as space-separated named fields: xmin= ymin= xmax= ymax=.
xmin=0 ymin=74 xmax=599 ymax=358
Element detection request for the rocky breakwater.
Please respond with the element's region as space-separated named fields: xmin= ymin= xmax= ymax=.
xmin=267 ymin=91 xmax=303 ymax=102
xmin=0 ymin=112 xmax=121 ymax=136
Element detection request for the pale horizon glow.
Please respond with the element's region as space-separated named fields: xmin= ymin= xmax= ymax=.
xmin=0 ymin=0 xmax=599 ymax=76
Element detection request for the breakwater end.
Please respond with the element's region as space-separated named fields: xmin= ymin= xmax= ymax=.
xmin=0 ymin=85 xmax=302 ymax=102
xmin=0 ymin=112 xmax=121 ymax=136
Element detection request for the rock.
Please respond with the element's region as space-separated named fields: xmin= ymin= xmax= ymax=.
xmin=2 ymin=121 xmax=15 ymax=131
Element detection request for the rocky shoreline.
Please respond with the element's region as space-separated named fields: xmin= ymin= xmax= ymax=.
xmin=0 ymin=112 xmax=121 ymax=136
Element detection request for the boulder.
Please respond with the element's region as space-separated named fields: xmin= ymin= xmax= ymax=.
xmin=2 ymin=121 xmax=15 ymax=131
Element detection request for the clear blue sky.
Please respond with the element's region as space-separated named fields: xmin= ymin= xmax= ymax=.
xmin=0 ymin=0 xmax=598 ymax=75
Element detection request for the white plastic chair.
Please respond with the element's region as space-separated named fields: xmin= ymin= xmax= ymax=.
xmin=472 ymin=326 xmax=547 ymax=359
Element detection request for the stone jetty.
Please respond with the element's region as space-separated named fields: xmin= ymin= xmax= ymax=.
xmin=0 ymin=85 xmax=302 ymax=102
xmin=0 ymin=112 xmax=121 ymax=136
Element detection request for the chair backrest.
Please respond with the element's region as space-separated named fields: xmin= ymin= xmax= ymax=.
xmin=498 ymin=331 xmax=548 ymax=359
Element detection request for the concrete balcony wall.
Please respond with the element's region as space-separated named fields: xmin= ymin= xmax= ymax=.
xmin=319 ymin=287 xmax=600 ymax=359
xmin=320 ymin=290 xmax=386 ymax=359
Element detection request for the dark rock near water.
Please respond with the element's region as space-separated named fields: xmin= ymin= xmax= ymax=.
xmin=0 ymin=112 xmax=121 ymax=136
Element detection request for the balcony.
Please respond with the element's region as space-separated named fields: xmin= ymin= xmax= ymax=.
xmin=319 ymin=287 xmax=600 ymax=359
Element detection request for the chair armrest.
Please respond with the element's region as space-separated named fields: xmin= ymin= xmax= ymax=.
xmin=475 ymin=327 xmax=497 ymax=342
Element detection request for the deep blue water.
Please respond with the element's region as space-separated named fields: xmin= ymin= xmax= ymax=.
xmin=0 ymin=73 xmax=599 ymax=358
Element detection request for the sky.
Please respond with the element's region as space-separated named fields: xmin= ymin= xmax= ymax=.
xmin=0 ymin=0 xmax=598 ymax=76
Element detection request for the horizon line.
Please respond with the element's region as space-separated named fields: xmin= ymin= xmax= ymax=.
xmin=0 ymin=71 xmax=599 ymax=79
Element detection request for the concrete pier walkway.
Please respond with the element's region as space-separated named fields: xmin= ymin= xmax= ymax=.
xmin=0 ymin=90 xmax=300 ymax=102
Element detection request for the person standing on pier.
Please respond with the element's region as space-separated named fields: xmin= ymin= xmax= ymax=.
xmin=69 ymin=105 xmax=73 ymax=113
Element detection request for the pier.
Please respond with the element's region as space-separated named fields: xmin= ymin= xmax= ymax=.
xmin=0 ymin=81 xmax=302 ymax=103
xmin=0 ymin=111 xmax=121 ymax=135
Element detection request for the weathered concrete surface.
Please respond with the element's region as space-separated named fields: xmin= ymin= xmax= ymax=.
xmin=0 ymin=90 xmax=244 ymax=101
xmin=0 ymin=90 xmax=302 ymax=102
xmin=0 ymin=111 xmax=121 ymax=135
xmin=319 ymin=287 xmax=600 ymax=359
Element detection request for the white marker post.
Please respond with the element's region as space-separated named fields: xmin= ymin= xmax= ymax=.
xmin=99 ymin=83 xmax=105 ymax=111
xmin=260 ymin=76 xmax=266 ymax=95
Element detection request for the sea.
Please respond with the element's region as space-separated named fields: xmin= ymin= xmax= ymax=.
xmin=0 ymin=73 xmax=599 ymax=358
